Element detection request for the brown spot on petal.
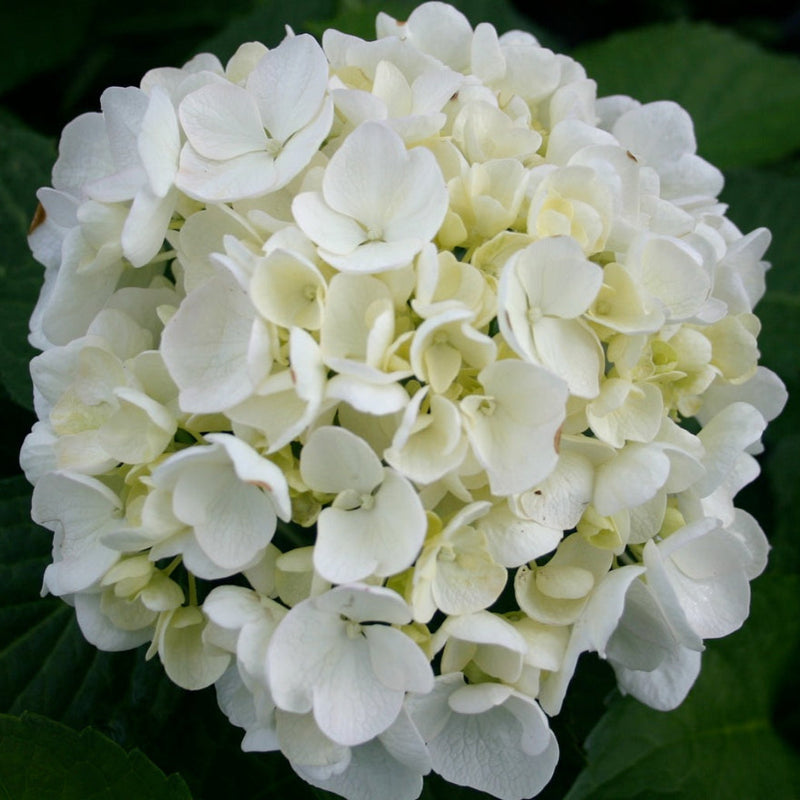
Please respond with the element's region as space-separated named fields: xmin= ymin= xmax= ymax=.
xmin=28 ymin=202 xmax=46 ymax=235
xmin=248 ymin=480 xmax=273 ymax=492
xmin=553 ymin=425 xmax=563 ymax=453
xmin=626 ymin=150 xmax=639 ymax=163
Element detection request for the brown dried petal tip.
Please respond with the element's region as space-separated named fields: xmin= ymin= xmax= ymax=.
xmin=28 ymin=202 xmax=46 ymax=235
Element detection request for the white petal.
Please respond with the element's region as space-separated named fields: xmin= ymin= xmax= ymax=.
xmin=461 ymin=360 xmax=568 ymax=496
xmin=514 ymin=449 xmax=594 ymax=530
xmin=695 ymin=402 xmax=766 ymax=497
xmin=138 ymin=86 xmax=180 ymax=196
xmin=177 ymin=145 xmax=277 ymax=202
xmin=121 ymin=186 xmax=176 ymax=267
xmin=292 ymin=191 xmax=366 ymax=255
xmin=34 ymin=472 xmax=122 ymax=596
xmin=179 ymin=82 xmax=267 ymax=160
xmin=408 ymin=675 xmax=559 ymax=800
xmin=314 ymin=468 xmax=426 ymax=583
xmin=593 ymin=443 xmax=671 ymax=516
xmin=161 ymin=272 xmax=258 ymax=413
xmin=613 ymin=645 xmax=702 ymax=711
xmin=533 ymin=317 xmax=603 ymax=398
xmin=300 ymin=426 xmax=383 ymax=494
xmin=247 ymin=34 xmax=330 ymax=143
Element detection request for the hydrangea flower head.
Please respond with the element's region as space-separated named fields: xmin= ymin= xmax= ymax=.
xmin=22 ymin=3 xmax=786 ymax=798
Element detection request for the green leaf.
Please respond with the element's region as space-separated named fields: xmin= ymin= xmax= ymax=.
xmin=0 ymin=113 xmax=55 ymax=411
xmin=0 ymin=713 xmax=192 ymax=799
xmin=565 ymin=576 xmax=800 ymax=799
xmin=573 ymin=23 xmax=800 ymax=168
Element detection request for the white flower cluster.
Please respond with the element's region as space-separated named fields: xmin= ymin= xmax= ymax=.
xmin=22 ymin=3 xmax=787 ymax=798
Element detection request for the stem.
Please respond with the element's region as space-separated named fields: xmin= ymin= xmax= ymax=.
xmin=188 ymin=573 xmax=198 ymax=607
xmin=163 ymin=555 xmax=182 ymax=577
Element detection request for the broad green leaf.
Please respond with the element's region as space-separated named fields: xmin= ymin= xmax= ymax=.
xmin=0 ymin=713 xmax=192 ymax=799
xmin=0 ymin=114 xmax=55 ymax=411
xmin=573 ymin=23 xmax=800 ymax=168
xmin=565 ymin=576 xmax=800 ymax=799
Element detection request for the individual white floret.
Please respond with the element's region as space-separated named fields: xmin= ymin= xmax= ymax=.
xmin=411 ymin=502 xmax=507 ymax=622
xmin=514 ymin=533 xmax=614 ymax=627
xmin=585 ymin=377 xmax=664 ymax=447
xmin=406 ymin=673 xmax=559 ymax=800
xmin=319 ymin=272 xmax=412 ymax=414
xmin=376 ymin=2 xmax=474 ymax=72
xmin=442 ymin=159 xmax=529 ymax=249
xmin=433 ymin=611 xmax=527 ymax=684
xmin=604 ymin=577 xmax=703 ymax=711
xmin=203 ymin=584 xmax=287 ymax=688
xmin=644 ymin=516 xmax=767 ymax=640
xmin=289 ymin=706 xmax=432 ymax=800
xmin=139 ymin=433 xmax=291 ymax=579
xmin=292 ymin=121 xmax=448 ymax=272
xmin=384 ymin=387 xmax=468 ymax=485
xmin=411 ymin=245 xmax=495 ymax=326
xmin=215 ymin=663 xmax=280 ymax=752
xmin=177 ymin=34 xmax=333 ymax=202
xmin=299 ymin=426 xmax=426 ymax=584
xmin=148 ymin=605 xmax=232 ymax=690
xmin=73 ymin=555 xmax=185 ymax=652
xmin=266 ymin=584 xmax=434 ymax=746
xmin=409 ymin=307 xmax=496 ymax=394
xmin=460 ymin=359 xmax=568 ymax=496
xmin=610 ymin=100 xmax=724 ymax=203
xmin=32 ymin=471 xmax=124 ymax=596
xmin=330 ymin=55 xmax=464 ymax=144
xmin=511 ymin=447 xmax=595 ymax=531
xmin=249 ymin=247 xmax=327 ymax=330
xmin=527 ymin=165 xmax=613 ymax=256
xmin=451 ymin=100 xmax=543 ymax=165
xmin=622 ymin=232 xmax=713 ymax=322
xmin=498 ymin=236 xmax=604 ymax=398
xmin=693 ymin=401 xmax=766 ymax=498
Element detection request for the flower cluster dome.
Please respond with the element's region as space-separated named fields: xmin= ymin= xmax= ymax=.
xmin=22 ymin=3 xmax=786 ymax=798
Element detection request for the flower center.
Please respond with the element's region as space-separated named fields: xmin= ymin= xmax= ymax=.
xmin=527 ymin=305 xmax=544 ymax=324
xmin=477 ymin=397 xmax=496 ymax=416
xmin=264 ymin=138 xmax=282 ymax=157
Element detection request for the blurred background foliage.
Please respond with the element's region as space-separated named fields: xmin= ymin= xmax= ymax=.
xmin=1 ymin=0 xmax=799 ymax=798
